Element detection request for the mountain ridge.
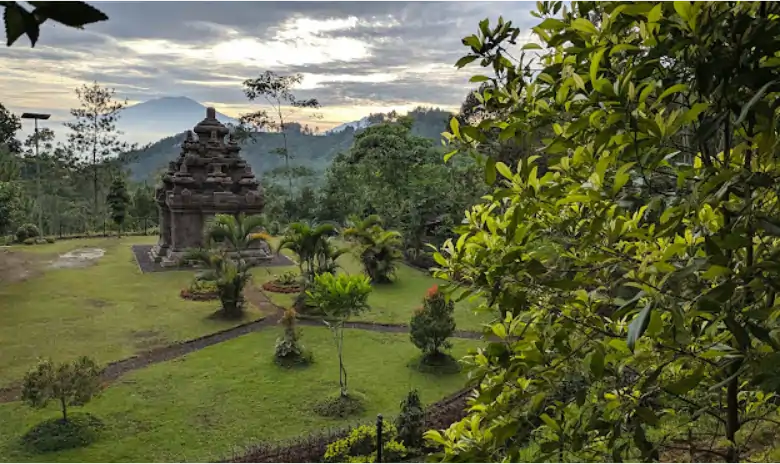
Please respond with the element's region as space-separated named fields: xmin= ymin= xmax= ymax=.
xmin=122 ymin=106 xmax=453 ymax=182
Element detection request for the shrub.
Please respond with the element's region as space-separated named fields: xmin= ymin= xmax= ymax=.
xmin=21 ymin=357 xmax=102 ymax=423
xmin=396 ymin=390 xmax=425 ymax=448
xmin=323 ymin=420 xmax=407 ymax=463
xmin=22 ymin=237 xmax=35 ymax=245
xmin=410 ymin=285 xmax=456 ymax=361
xmin=313 ymin=392 xmax=367 ymax=419
xmin=45 ymin=236 xmax=56 ymax=243
xmin=274 ymin=308 xmax=312 ymax=367
xmin=276 ymin=270 xmax=300 ymax=286
xmin=15 ymin=223 xmax=40 ymax=242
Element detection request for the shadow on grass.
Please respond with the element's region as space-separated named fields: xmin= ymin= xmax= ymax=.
xmin=407 ymin=353 xmax=462 ymax=375
xmin=21 ymin=412 xmax=103 ymax=453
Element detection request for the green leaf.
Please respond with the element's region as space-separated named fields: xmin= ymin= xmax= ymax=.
xmin=522 ymin=42 xmax=542 ymax=50
xmin=540 ymin=413 xmax=561 ymax=431
xmin=29 ymin=1 xmax=108 ymax=28
xmin=495 ymin=161 xmax=513 ymax=180
xmin=653 ymin=84 xmax=687 ymax=106
xmin=469 ymin=75 xmax=490 ymax=82
xmin=540 ymin=441 xmax=559 ymax=454
xmin=485 ymin=157 xmax=496 ymax=185
xmin=647 ymin=3 xmax=663 ymax=23
xmin=666 ymin=366 xmax=704 ymax=395
xmin=673 ymin=1 xmax=691 ymax=21
xmin=463 ymin=34 xmax=481 ymax=50
xmin=449 ymin=117 xmax=460 ymax=138
xmin=589 ymin=348 xmax=605 ymax=379
xmin=443 ymin=149 xmax=457 ymax=162
xmin=455 ymin=55 xmax=479 ymax=69
xmin=432 ymin=252 xmax=447 ymax=266
xmin=571 ymin=18 xmax=598 ymax=36
xmin=479 ymin=18 xmax=490 ymax=37
xmin=627 ymin=303 xmax=653 ymax=351
xmin=537 ymin=18 xmax=565 ymax=30
xmin=635 ymin=407 xmax=659 ymax=425
xmin=590 ymin=47 xmax=607 ymax=84
xmin=736 ymin=79 xmax=778 ymax=125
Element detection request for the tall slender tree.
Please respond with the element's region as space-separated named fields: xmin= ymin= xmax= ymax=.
xmin=239 ymin=72 xmax=320 ymax=198
xmin=65 ymin=82 xmax=133 ymax=224
xmin=106 ymin=177 xmax=129 ymax=237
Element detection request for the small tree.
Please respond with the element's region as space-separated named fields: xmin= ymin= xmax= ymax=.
xmin=307 ymin=272 xmax=372 ymax=397
xmin=21 ymin=357 xmax=101 ymax=422
xmin=274 ymin=307 xmax=311 ymax=367
xmin=106 ymin=177 xmax=129 ymax=237
xmin=396 ymin=389 xmax=425 ymax=449
xmin=240 ymin=71 xmax=320 ymax=198
xmin=65 ymin=81 xmax=134 ymax=223
xmin=409 ymin=285 xmax=455 ymax=362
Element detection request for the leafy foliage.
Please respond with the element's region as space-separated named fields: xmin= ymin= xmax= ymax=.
xmin=307 ymin=272 xmax=372 ymax=398
xmin=343 ymin=215 xmax=404 ymax=283
xmin=278 ymin=221 xmax=342 ymax=285
xmin=427 ymin=3 xmax=780 ymax=462
xmin=15 ymin=222 xmax=39 ymax=242
xmin=21 ymin=357 xmax=101 ymax=423
xmin=2 ymin=1 xmax=107 ymax=47
xmin=65 ymin=81 xmax=135 ymax=225
xmin=274 ymin=308 xmax=312 ymax=367
xmin=239 ymin=71 xmax=320 ymax=197
xmin=106 ymin=177 xmax=129 ymax=235
xmin=410 ymin=285 xmax=456 ymax=360
xmin=186 ymin=214 xmax=266 ymax=318
xmin=323 ymin=420 xmax=407 ymax=463
xmin=396 ymin=389 xmax=425 ymax=449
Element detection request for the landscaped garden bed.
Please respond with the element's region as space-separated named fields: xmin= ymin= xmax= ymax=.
xmin=261 ymin=270 xmax=302 ymax=294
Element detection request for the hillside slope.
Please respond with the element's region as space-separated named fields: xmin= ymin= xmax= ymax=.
xmin=123 ymin=107 xmax=452 ymax=181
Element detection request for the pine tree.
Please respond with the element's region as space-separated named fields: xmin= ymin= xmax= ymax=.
xmin=106 ymin=177 xmax=129 ymax=237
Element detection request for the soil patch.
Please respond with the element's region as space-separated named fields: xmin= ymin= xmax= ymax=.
xmin=48 ymin=248 xmax=105 ymax=269
xmin=262 ymin=281 xmax=302 ymax=294
xmin=0 ymin=248 xmax=45 ymax=284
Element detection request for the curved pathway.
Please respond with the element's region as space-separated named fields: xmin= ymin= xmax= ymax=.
xmin=0 ymin=286 xmax=484 ymax=404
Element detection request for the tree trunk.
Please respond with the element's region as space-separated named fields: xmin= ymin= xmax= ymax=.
xmin=60 ymin=397 xmax=68 ymax=422
xmin=726 ymin=368 xmax=740 ymax=462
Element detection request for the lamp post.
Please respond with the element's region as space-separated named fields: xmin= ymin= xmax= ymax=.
xmin=21 ymin=112 xmax=51 ymax=236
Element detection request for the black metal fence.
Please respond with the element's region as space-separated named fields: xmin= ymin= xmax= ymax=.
xmin=52 ymin=216 xmax=159 ymax=239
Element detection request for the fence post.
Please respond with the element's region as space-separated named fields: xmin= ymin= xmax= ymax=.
xmin=376 ymin=414 xmax=383 ymax=463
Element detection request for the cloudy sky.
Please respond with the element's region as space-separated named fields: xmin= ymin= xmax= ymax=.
xmin=2 ymin=1 xmax=537 ymax=138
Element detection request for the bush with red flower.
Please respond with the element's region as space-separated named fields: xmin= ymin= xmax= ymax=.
xmin=409 ymin=285 xmax=456 ymax=368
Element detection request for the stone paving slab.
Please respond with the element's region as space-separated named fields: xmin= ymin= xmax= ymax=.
xmin=131 ymin=244 xmax=295 ymax=273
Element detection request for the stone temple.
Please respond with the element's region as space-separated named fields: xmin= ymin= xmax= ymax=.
xmin=150 ymin=107 xmax=270 ymax=267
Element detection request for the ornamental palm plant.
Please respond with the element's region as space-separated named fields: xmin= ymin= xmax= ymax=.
xmin=278 ymin=220 xmax=342 ymax=283
xmin=185 ymin=213 xmax=267 ymax=318
xmin=343 ymin=215 xmax=403 ymax=283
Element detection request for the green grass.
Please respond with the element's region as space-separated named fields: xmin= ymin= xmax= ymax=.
xmin=0 ymin=237 xmax=271 ymax=385
xmin=259 ymin=247 xmax=493 ymax=331
xmin=0 ymin=328 xmax=474 ymax=462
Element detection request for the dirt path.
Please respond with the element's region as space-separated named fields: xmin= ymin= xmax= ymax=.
xmin=0 ymin=287 xmax=485 ymax=404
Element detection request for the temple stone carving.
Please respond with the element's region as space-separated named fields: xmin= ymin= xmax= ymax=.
xmin=150 ymin=107 xmax=270 ymax=267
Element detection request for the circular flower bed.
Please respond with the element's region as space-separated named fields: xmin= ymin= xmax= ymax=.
xmin=180 ymin=288 xmax=219 ymax=301
xmin=262 ymin=281 xmax=302 ymax=294
xmin=180 ymin=280 xmax=219 ymax=301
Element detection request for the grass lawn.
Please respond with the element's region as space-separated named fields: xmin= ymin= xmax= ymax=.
xmin=0 ymin=328 xmax=474 ymax=462
xmin=259 ymin=247 xmax=494 ymax=331
xmin=0 ymin=236 xmax=272 ymax=385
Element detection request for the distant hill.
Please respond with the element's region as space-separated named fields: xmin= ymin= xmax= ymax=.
xmin=123 ymin=107 xmax=453 ymax=182
xmin=117 ymin=96 xmax=239 ymax=146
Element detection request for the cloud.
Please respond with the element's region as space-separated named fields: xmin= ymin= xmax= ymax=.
xmin=1 ymin=1 xmax=539 ymax=143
